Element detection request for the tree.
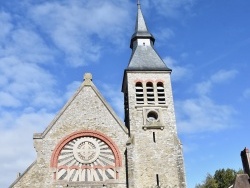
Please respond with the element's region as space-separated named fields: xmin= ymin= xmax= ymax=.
xmin=214 ymin=169 xmax=237 ymax=188
xmin=195 ymin=173 xmax=218 ymax=188
xmin=195 ymin=168 xmax=242 ymax=188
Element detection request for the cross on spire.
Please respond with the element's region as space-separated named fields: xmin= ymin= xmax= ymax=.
xmin=126 ymin=0 xmax=171 ymax=71
xmin=130 ymin=0 xmax=155 ymax=49
xmin=137 ymin=0 xmax=141 ymax=9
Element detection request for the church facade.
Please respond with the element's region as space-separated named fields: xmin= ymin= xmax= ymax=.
xmin=10 ymin=3 xmax=186 ymax=188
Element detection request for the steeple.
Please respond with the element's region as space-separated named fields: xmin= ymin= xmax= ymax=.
xmin=122 ymin=2 xmax=186 ymax=187
xmin=127 ymin=2 xmax=171 ymax=71
xmin=130 ymin=0 xmax=155 ymax=49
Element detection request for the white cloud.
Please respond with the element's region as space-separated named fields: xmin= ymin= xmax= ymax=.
xmin=0 ymin=58 xmax=61 ymax=109
xmin=210 ymin=70 xmax=238 ymax=83
xmin=243 ymin=88 xmax=250 ymax=99
xmin=64 ymin=80 xmax=82 ymax=100
xmin=0 ymin=110 xmax=54 ymax=187
xmin=176 ymin=96 xmax=235 ymax=133
xmin=180 ymin=52 xmax=189 ymax=59
xmin=0 ymin=19 xmax=54 ymax=65
xmin=100 ymin=83 xmax=124 ymax=119
xmin=10 ymin=29 xmax=54 ymax=64
xmin=182 ymin=142 xmax=199 ymax=153
xmin=176 ymin=69 xmax=237 ymax=134
xmin=0 ymin=11 xmax=13 ymax=39
xmin=0 ymin=2 xmax=133 ymax=185
xmin=0 ymin=92 xmax=21 ymax=108
xmin=164 ymin=56 xmax=189 ymax=81
xmin=0 ymin=72 xmax=82 ymax=188
xmin=156 ymin=28 xmax=175 ymax=41
xmin=195 ymin=69 xmax=238 ymax=95
xmin=0 ymin=0 xmax=199 ymax=187
xmin=151 ymin=0 xmax=197 ymax=18
xmin=29 ymin=0 xmax=133 ymax=67
xmin=195 ymin=81 xmax=211 ymax=96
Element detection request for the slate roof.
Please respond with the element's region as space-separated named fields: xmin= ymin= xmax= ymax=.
xmin=129 ymin=3 xmax=155 ymax=48
xmin=231 ymin=148 xmax=250 ymax=188
xmin=233 ymin=174 xmax=250 ymax=188
xmin=127 ymin=45 xmax=170 ymax=71
xmin=127 ymin=2 xmax=171 ymax=71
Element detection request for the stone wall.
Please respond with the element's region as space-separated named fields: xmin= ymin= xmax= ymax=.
xmin=10 ymin=71 xmax=186 ymax=188
xmin=125 ymin=71 xmax=186 ymax=188
xmin=10 ymin=79 xmax=128 ymax=188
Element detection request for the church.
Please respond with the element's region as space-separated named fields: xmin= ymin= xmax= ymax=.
xmin=10 ymin=2 xmax=186 ymax=188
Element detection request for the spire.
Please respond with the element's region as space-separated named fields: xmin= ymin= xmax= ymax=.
xmin=130 ymin=0 xmax=155 ymax=49
xmin=126 ymin=2 xmax=171 ymax=71
xmin=137 ymin=0 xmax=140 ymax=9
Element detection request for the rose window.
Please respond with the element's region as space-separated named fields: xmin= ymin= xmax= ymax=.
xmin=51 ymin=131 xmax=121 ymax=183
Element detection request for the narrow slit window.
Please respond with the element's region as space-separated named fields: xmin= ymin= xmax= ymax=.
xmin=157 ymin=82 xmax=165 ymax=104
xmin=156 ymin=174 xmax=160 ymax=187
xmin=153 ymin=132 xmax=156 ymax=143
xmin=135 ymin=82 xmax=144 ymax=104
xmin=146 ymin=82 xmax=155 ymax=104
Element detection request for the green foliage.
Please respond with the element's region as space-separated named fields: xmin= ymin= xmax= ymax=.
xmin=214 ymin=169 xmax=237 ymax=188
xmin=195 ymin=173 xmax=218 ymax=188
xmin=195 ymin=168 xmax=242 ymax=188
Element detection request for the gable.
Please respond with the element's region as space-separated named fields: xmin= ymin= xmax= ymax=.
xmin=11 ymin=73 xmax=128 ymax=187
xmin=233 ymin=174 xmax=250 ymax=188
xmin=39 ymin=73 xmax=127 ymax=139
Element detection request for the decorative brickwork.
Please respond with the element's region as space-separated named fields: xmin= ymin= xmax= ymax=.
xmin=50 ymin=130 xmax=122 ymax=168
xmin=9 ymin=2 xmax=186 ymax=188
xmin=50 ymin=130 xmax=122 ymax=183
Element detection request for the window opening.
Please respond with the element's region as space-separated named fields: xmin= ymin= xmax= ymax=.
xmin=135 ymin=82 xmax=144 ymax=104
xmin=153 ymin=132 xmax=156 ymax=143
xmin=156 ymin=174 xmax=160 ymax=187
xmin=147 ymin=111 xmax=158 ymax=122
xmin=146 ymin=82 xmax=155 ymax=104
xmin=157 ymin=82 xmax=165 ymax=104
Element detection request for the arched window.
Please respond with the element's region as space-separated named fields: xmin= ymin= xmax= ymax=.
xmin=146 ymin=82 xmax=155 ymax=104
xmin=157 ymin=82 xmax=165 ymax=104
xmin=135 ymin=82 xmax=144 ymax=104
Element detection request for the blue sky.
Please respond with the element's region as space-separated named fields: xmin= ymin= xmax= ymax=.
xmin=0 ymin=0 xmax=249 ymax=187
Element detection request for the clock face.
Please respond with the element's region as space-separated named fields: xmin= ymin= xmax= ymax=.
xmin=56 ymin=136 xmax=116 ymax=182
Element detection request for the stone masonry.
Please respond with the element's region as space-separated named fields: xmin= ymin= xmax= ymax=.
xmin=9 ymin=2 xmax=186 ymax=188
xmin=10 ymin=75 xmax=128 ymax=188
xmin=123 ymin=72 xmax=186 ymax=188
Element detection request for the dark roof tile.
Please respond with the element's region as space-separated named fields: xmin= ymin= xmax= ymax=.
xmin=233 ymin=174 xmax=250 ymax=188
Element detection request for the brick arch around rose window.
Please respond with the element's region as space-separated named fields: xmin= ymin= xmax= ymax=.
xmin=50 ymin=130 xmax=123 ymax=169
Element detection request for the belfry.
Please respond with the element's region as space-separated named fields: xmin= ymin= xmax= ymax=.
xmin=10 ymin=2 xmax=186 ymax=188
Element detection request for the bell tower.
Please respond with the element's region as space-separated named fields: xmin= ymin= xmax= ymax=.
xmin=122 ymin=2 xmax=186 ymax=188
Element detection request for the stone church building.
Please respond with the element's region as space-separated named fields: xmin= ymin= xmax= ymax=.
xmin=10 ymin=2 xmax=186 ymax=188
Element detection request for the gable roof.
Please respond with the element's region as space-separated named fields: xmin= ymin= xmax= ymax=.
xmin=9 ymin=161 xmax=37 ymax=188
xmin=34 ymin=73 xmax=128 ymax=139
xmin=231 ymin=147 xmax=250 ymax=188
xmin=233 ymin=174 xmax=250 ymax=188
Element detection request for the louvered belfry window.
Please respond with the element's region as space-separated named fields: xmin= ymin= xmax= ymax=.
xmin=135 ymin=82 xmax=144 ymax=104
xmin=146 ymin=82 xmax=155 ymax=104
xmin=135 ymin=81 xmax=166 ymax=105
xmin=157 ymin=82 xmax=165 ymax=104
